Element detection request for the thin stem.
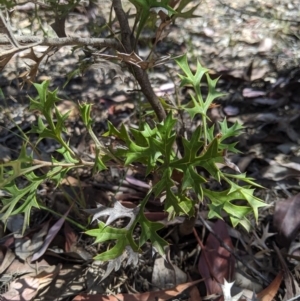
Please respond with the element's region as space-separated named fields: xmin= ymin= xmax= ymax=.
xmin=112 ymin=0 xmax=166 ymax=122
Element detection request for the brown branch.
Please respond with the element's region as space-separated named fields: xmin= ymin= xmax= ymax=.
xmin=0 ymin=36 xmax=122 ymax=50
xmin=112 ymin=0 xmax=166 ymax=122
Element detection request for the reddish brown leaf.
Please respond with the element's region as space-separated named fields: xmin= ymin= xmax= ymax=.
xmin=197 ymin=220 xmax=235 ymax=295
xmin=72 ymin=279 xmax=202 ymax=301
xmin=273 ymin=193 xmax=300 ymax=248
xmin=187 ymin=274 xmax=202 ymax=301
xmin=257 ymin=271 xmax=283 ymax=301
xmin=64 ymin=222 xmax=78 ymax=252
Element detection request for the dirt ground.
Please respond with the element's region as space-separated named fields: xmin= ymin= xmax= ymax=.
xmin=0 ymin=0 xmax=300 ymax=300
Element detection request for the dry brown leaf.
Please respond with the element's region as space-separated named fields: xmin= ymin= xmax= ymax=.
xmin=274 ymin=193 xmax=300 ymax=248
xmin=187 ymin=274 xmax=202 ymax=301
xmin=72 ymin=279 xmax=202 ymax=301
xmin=257 ymin=271 xmax=283 ymax=301
xmin=31 ymin=207 xmax=72 ymax=262
xmin=154 ymin=18 xmax=172 ymax=44
xmin=261 ymin=163 xmax=300 ymax=181
xmin=198 ymin=220 xmax=235 ymax=295
xmin=5 ymin=258 xmax=36 ymax=276
xmin=0 ymin=245 xmax=15 ymax=274
xmin=0 ymin=53 xmax=14 ymax=71
xmin=0 ymin=263 xmax=61 ymax=301
xmin=273 ymin=244 xmax=300 ymax=299
xmin=64 ymin=222 xmax=78 ymax=253
xmin=152 ymin=256 xmax=187 ymax=290
xmin=1 ymin=276 xmax=40 ymax=301
xmin=14 ymin=222 xmax=49 ymax=261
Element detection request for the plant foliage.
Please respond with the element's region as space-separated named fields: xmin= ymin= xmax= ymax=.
xmin=0 ymin=0 xmax=266 ymax=265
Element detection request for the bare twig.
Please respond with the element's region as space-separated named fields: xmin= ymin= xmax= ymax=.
xmin=0 ymin=36 xmax=122 ymax=50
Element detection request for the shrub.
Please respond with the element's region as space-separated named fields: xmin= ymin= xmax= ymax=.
xmin=0 ymin=0 xmax=265 ymax=263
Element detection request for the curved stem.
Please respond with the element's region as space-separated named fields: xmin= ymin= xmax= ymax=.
xmin=112 ymin=0 xmax=166 ymax=122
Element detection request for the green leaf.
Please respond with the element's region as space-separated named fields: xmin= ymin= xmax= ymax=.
xmin=225 ymin=173 xmax=264 ymax=188
xmin=181 ymin=165 xmax=205 ymax=198
xmin=183 ymin=94 xmax=205 ymax=119
xmin=1 ymin=179 xmax=41 ymax=232
xmin=207 ymin=203 xmax=224 ymax=219
xmin=204 ymin=74 xmax=225 ymax=111
xmin=173 ymin=135 xmax=223 ymax=181
xmin=93 ymin=149 xmax=107 ymax=172
xmin=203 ymin=182 xmax=265 ymax=226
xmin=28 ymin=81 xmax=49 ymax=111
xmin=231 ymin=185 xmax=266 ymax=222
xmin=217 ymin=119 xmax=244 ymax=153
xmin=175 ymin=54 xmax=209 ymax=89
xmin=195 ymin=138 xmax=224 ymax=181
xmin=230 ymin=216 xmax=251 ymax=231
xmin=105 ymin=113 xmax=177 ymax=175
xmin=78 ymin=103 xmax=93 ymax=127
xmin=103 ymin=121 xmax=122 ymax=138
xmin=86 ymin=221 xmax=139 ymax=261
xmin=94 ymin=239 xmax=127 ymax=261
xmin=152 ymin=168 xmax=173 ymax=196
xmin=56 ymin=146 xmax=79 ymax=164
xmin=138 ymin=213 xmax=167 ymax=257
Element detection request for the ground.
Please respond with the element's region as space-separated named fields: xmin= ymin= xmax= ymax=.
xmin=0 ymin=0 xmax=300 ymax=300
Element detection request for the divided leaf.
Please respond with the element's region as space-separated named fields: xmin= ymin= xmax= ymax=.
xmin=85 ymin=201 xmax=140 ymax=229
xmin=85 ymin=221 xmax=139 ymax=261
xmin=138 ymin=212 xmax=168 ymax=257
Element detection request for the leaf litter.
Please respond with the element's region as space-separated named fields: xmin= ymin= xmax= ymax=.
xmin=1 ymin=0 xmax=300 ymax=300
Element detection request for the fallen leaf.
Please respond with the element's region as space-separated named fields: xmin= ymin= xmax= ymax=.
xmin=85 ymin=200 xmax=140 ymax=229
xmin=152 ymin=256 xmax=187 ymax=290
xmin=64 ymin=222 xmax=78 ymax=253
xmin=0 ymin=276 xmax=39 ymax=301
xmin=0 ymin=245 xmax=15 ymax=274
xmin=223 ymin=106 xmax=240 ymax=117
xmin=257 ymin=271 xmax=283 ymax=301
xmin=273 ymin=244 xmax=300 ymax=299
xmin=221 ymin=279 xmax=244 ymax=301
xmin=251 ymin=223 xmax=276 ymax=250
xmin=198 ymin=220 xmax=235 ymax=295
xmin=125 ymin=175 xmax=150 ymax=189
xmin=31 ymin=207 xmax=72 ymax=262
xmin=72 ymin=279 xmax=203 ymax=301
xmin=252 ymin=98 xmax=277 ymax=105
xmin=242 ymin=88 xmax=266 ymax=98
xmin=273 ymin=193 xmax=300 ymax=248
xmin=100 ymin=246 xmax=139 ymax=282
xmin=187 ymin=274 xmax=202 ymax=301
xmin=14 ymin=222 xmax=49 ymax=261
